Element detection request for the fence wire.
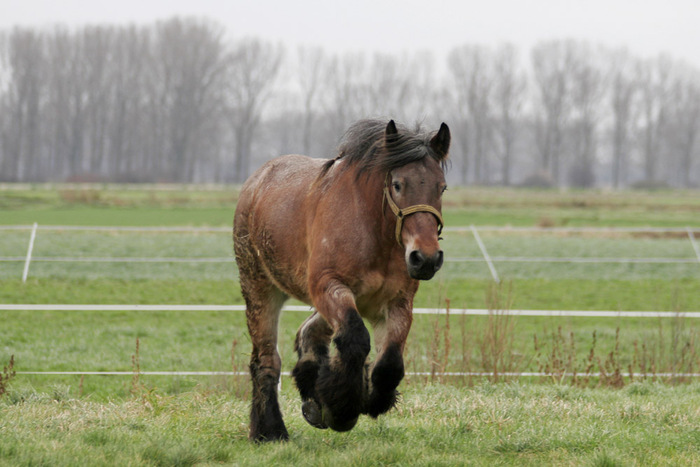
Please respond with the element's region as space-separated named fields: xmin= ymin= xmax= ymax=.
xmin=2 ymin=224 xmax=699 ymax=281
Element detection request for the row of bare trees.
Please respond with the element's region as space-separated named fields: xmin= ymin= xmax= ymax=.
xmin=0 ymin=18 xmax=282 ymax=183
xmin=1 ymin=18 xmax=699 ymax=187
xmin=447 ymin=42 xmax=700 ymax=188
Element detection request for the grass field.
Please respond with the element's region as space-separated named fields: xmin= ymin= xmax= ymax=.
xmin=2 ymin=383 xmax=699 ymax=465
xmin=2 ymin=184 xmax=700 ymax=227
xmin=2 ymin=185 xmax=700 ymax=465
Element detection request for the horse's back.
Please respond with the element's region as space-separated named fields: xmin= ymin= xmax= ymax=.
xmin=234 ymin=154 xmax=328 ymax=302
xmin=236 ymin=154 xmax=326 ymax=226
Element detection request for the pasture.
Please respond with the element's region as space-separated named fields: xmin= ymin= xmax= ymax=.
xmin=1 ymin=185 xmax=700 ymax=465
xmin=2 ymin=383 xmax=699 ymax=465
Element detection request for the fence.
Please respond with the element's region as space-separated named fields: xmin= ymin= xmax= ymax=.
xmin=3 ymin=223 xmax=700 ymax=380
xmin=2 ymin=224 xmax=699 ymax=282
xmin=5 ymin=304 xmax=700 ymax=379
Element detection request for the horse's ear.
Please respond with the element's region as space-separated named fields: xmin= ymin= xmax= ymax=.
xmin=430 ymin=122 xmax=451 ymax=160
xmin=385 ymin=120 xmax=398 ymax=138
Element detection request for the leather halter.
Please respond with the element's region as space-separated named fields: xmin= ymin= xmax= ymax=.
xmin=383 ymin=176 xmax=444 ymax=246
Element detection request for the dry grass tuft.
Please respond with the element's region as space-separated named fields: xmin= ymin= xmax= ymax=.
xmin=1 ymin=355 xmax=16 ymax=398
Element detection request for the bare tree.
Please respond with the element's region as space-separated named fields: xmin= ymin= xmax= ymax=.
xmin=636 ymin=55 xmax=673 ymax=183
xmin=105 ymin=25 xmax=150 ymax=180
xmin=226 ymin=38 xmax=284 ymax=183
xmin=296 ymin=46 xmax=327 ymax=156
xmin=668 ymin=66 xmax=700 ymax=188
xmin=448 ymin=45 xmax=495 ymax=184
xmin=82 ymin=26 xmax=116 ymax=175
xmin=568 ymin=43 xmax=606 ymax=187
xmin=324 ymin=52 xmax=369 ymax=141
xmin=366 ymin=53 xmax=412 ymax=118
xmin=44 ymin=28 xmax=79 ymax=179
xmin=3 ymin=20 xmax=700 ymax=188
xmin=151 ymin=18 xmax=229 ymax=182
xmin=531 ymin=40 xmax=577 ymax=185
xmin=0 ymin=32 xmax=7 ymax=178
xmin=0 ymin=28 xmax=45 ymax=181
xmin=398 ymin=51 xmax=438 ymax=123
xmin=607 ymin=49 xmax=638 ymax=188
xmin=492 ymin=44 xmax=526 ymax=185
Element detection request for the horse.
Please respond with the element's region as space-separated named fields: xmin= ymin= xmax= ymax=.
xmin=233 ymin=119 xmax=450 ymax=442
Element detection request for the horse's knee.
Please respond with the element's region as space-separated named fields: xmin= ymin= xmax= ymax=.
xmin=365 ymin=343 xmax=404 ymax=418
xmin=332 ymin=310 xmax=371 ymax=365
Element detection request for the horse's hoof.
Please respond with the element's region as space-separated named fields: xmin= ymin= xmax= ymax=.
xmin=250 ymin=430 xmax=289 ymax=443
xmin=321 ymin=406 xmax=359 ymax=432
xmin=302 ymin=400 xmax=328 ymax=429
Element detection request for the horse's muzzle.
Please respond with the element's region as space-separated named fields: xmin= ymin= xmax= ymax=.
xmin=407 ymin=249 xmax=444 ymax=280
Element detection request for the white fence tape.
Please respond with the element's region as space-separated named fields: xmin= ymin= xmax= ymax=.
xmin=15 ymin=370 xmax=700 ymax=378
xmin=2 ymin=225 xmax=698 ymax=233
xmin=1 ymin=304 xmax=698 ymax=318
xmin=21 ymin=223 xmax=38 ymax=282
xmin=689 ymin=227 xmax=700 ymax=262
xmin=3 ymin=225 xmax=700 ymax=281
xmin=7 ymin=304 xmax=699 ymax=379
xmin=470 ymin=224 xmax=500 ymax=283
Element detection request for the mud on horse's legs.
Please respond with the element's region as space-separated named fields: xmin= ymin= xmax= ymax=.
xmin=240 ymin=268 xmax=289 ymax=441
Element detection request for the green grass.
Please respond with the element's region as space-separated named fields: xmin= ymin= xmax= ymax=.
xmin=2 ymin=278 xmax=699 ymax=399
xmin=3 ymin=277 xmax=700 ymax=311
xmin=0 ymin=185 xmax=238 ymax=226
xmin=2 ymin=184 xmax=700 ymax=464
xmin=1 ymin=383 xmax=699 ymax=465
xmin=3 ymin=185 xmax=700 ymax=227
xmin=0 ymin=206 xmax=235 ymax=227
xmin=3 ymin=229 xmax=698 ymax=282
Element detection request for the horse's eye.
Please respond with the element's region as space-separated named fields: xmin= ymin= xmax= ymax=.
xmin=441 ymin=186 xmax=448 ymax=194
xmin=392 ymin=182 xmax=401 ymax=193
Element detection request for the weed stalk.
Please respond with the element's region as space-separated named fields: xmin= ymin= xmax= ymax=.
xmin=1 ymin=355 xmax=16 ymax=398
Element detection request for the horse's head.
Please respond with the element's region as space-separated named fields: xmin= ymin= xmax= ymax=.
xmin=383 ymin=121 xmax=450 ymax=280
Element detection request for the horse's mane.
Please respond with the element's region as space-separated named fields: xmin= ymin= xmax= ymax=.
xmin=320 ymin=119 xmax=448 ymax=178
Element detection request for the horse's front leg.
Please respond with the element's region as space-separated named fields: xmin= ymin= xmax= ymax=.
xmin=310 ymin=279 xmax=370 ymax=432
xmin=364 ymin=297 xmax=412 ymax=418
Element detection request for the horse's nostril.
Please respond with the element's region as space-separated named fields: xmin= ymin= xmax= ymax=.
xmin=434 ymin=251 xmax=444 ymax=271
xmin=408 ymin=250 xmax=424 ymax=268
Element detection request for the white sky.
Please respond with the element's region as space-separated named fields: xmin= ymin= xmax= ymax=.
xmin=1 ymin=0 xmax=699 ymax=66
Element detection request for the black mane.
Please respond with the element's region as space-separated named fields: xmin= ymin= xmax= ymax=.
xmin=320 ymin=119 xmax=448 ymax=177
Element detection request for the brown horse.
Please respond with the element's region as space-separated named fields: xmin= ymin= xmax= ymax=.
xmin=233 ymin=119 xmax=450 ymax=441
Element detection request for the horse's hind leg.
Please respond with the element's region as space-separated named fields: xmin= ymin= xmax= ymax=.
xmin=292 ymin=311 xmax=332 ymax=428
xmin=242 ymin=278 xmax=288 ymax=442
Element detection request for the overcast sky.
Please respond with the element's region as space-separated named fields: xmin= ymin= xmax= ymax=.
xmin=2 ymin=0 xmax=699 ymax=66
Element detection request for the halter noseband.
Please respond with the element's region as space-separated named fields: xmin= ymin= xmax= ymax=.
xmin=383 ymin=175 xmax=444 ymax=246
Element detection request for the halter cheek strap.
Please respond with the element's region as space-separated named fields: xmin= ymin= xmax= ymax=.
xmin=383 ymin=181 xmax=444 ymax=246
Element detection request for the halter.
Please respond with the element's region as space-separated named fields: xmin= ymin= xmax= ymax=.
xmin=383 ymin=175 xmax=444 ymax=246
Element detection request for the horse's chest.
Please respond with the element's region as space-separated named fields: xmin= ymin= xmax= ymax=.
xmin=354 ymin=271 xmax=406 ymax=317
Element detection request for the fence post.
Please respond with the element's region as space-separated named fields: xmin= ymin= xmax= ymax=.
xmin=470 ymin=224 xmax=500 ymax=284
xmin=688 ymin=227 xmax=700 ymax=263
xmin=22 ymin=222 xmax=38 ymax=283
